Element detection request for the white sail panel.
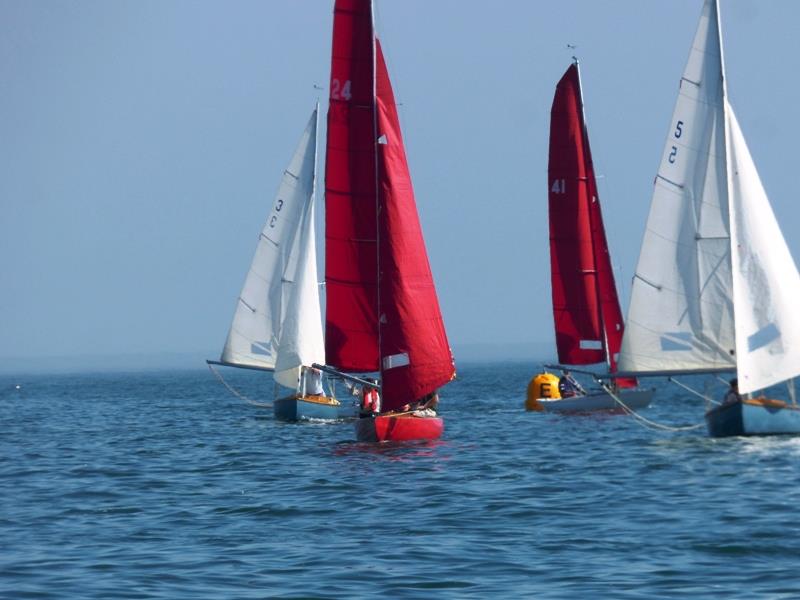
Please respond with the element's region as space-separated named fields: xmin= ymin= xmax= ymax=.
xmin=220 ymin=110 xmax=319 ymax=371
xmin=619 ymin=0 xmax=736 ymax=373
xmin=273 ymin=145 xmax=325 ymax=388
xmin=727 ymin=105 xmax=800 ymax=394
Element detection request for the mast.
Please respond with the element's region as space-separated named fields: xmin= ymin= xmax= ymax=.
xmin=716 ymin=0 xmax=738 ymax=380
xmin=371 ymin=0 xmax=382 ymax=399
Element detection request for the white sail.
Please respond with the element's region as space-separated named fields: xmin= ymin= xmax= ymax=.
xmin=220 ymin=109 xmax=323 ymax=380
xmin=726 ymin=104 xmax=800 ymax=394
xmin=273 ymin=120 xmax=325 ymax=388
xmin=619 ymin=0 xmax=736 ymax=373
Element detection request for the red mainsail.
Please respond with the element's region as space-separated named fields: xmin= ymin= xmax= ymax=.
xmin=325 ymin=0 xmax=455 ymax=408
xmin=548 ymin=63 xmax=630 ymax=381
xmin=325 ymin=0 xmax=379 ymax=372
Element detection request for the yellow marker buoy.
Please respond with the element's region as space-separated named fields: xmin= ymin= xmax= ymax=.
xmin=525 ymin=372 xmax=561 ymax=411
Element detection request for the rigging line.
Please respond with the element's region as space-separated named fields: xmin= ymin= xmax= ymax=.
xmin=207 ymin=363 xmax=272 ymax=408
xmin=714 ymin=374 xmax=731 ymax=387
xmin=595 ymin=378 xmax=705 ymax=432
xmin=668 ymin=376 xmax=721 ymax=406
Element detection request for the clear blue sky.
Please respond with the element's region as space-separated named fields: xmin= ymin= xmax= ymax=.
xmin=2 ymin=0 xmax=799 ymax=370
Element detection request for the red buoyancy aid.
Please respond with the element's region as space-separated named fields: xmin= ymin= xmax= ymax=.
xmin=363 ymin=388 xmax=380 ymax=412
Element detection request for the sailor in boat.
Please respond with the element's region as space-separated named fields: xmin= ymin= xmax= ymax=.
xmin=723 ymin=378 xmax=740 ymax=405
xmin=303 ymin=366 xmax=325 ymax=396
xmin=558 ymin=370 xmax=585 ymax=398
xmin=398 ymin=391 xmax=438 ymax=415
xmin=404 ymin=391 xmax=439 ymax=417
xmin=359 ymin=379 xmax=380 ymax=415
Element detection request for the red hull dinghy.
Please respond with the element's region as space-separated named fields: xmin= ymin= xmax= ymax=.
xmin=324 ymin=0 xmax=456 ymax=442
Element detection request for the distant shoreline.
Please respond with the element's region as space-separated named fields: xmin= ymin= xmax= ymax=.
xmin=0 ymin=343 xmax=556 ymax=375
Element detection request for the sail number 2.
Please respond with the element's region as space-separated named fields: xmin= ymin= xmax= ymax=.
xmin=668 ymin=120 xmax=684 ymax=164
xmin=331 ymin=78 xmax=352 ymax=101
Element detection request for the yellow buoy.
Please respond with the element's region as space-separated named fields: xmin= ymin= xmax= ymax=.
xmin=525 ymin=372 xmax=561 ymax=411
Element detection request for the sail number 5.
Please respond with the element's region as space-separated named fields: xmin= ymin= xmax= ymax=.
xmin=668 ymin=120 xmax=684 ymax=164
xmin=331 ymin=78 xmax=352 ymax=101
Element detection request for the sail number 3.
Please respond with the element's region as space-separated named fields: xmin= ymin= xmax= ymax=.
xmin=668 ymin=120 xmax=684 ymax=164
xmin=331 ymin=78 xmax=352 ymax=101
xmin=269 ymin=198 xmax=284 ymax=228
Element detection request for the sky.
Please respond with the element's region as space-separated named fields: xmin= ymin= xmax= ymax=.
xmin=2 ymin=0 xmax=799 ymax=372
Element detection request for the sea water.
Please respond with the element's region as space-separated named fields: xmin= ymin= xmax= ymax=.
xmin=2 ymin=363 xmax=799 ymax=598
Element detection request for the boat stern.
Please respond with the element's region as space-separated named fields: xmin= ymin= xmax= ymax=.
xmin=355 ymin=413 xmax=444 ymax=442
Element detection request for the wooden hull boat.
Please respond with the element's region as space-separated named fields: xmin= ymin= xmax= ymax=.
xmin=355 ymin=413 xmax=443 ymax=442
xmin=705 ymin=397 xmax=800 ymax=437
xmin=526 ymin=389 xmax=654 ymax=414
xmin=274 ymin=394 xmax=359 ymax=422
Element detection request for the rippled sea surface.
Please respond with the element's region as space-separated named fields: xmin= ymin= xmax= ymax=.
xmin=3 ymin=363 xmax=800 ymax=598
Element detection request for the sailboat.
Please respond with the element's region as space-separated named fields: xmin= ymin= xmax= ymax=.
xmin=618 ymin=0 xmax=800 ymax=437
xmin=209 ymin=107 xmax=359 ymax=422
xmin=526 ymin=61 xmax=654 ymax=413
xmin=323 ymin=0 xmax=456 ymax=442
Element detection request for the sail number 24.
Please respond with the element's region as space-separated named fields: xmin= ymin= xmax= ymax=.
xmin=331 ymin=79 xmax=352 ymax=101
xmin=668 ymin=120 xmax=684 ymax=164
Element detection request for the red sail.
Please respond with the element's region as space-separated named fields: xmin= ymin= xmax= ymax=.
xmin=324 ymin=0 xmax=454 ymax=403
xmin=375 ymin=41 xmax=455 ymax=410
xmin=324 ymin=0 xmax=379 ymax=372
xmin=548 ymin=63 xmax=631 ymax=383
